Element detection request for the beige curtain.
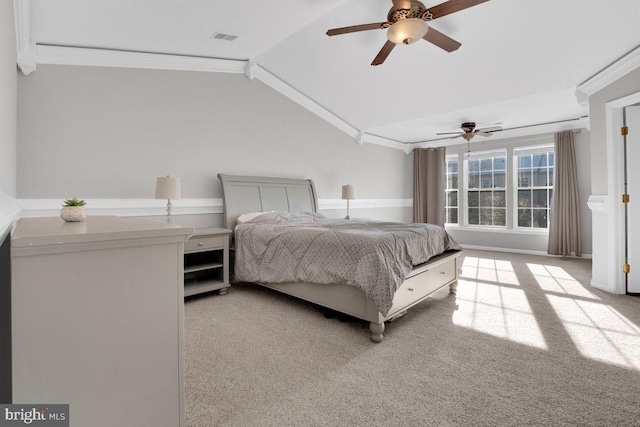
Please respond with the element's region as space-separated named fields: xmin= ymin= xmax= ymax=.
xmin=548 ymin=131 xmax=582 ymax=256
xmin=413 ymin=147 xmax=446 ymax=226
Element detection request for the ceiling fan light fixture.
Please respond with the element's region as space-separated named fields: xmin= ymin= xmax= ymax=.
xmin=387 ymin=18 xmax=428 ymax=45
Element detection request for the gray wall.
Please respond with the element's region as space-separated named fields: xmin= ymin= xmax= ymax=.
xmin=442 ymin=130 xmax=592 ymax=255
xmin=17 ymin=65 xmax=413 ymax=222
xmin=0 ymin=1 xmax=17 ymax=197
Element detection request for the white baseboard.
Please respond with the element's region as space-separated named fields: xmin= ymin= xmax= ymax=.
xmin=460 ymin=244 xmax=592 ymax=259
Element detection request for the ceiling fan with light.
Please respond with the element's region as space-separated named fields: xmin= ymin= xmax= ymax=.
xmin=326 ymin=0 xmax=490 ymax=66
xmin=437 ymin=121 xmax=502 ymax=141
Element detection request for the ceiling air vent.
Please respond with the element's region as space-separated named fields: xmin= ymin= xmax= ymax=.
xmin=210 ymin=32 xmax=238 ymax=41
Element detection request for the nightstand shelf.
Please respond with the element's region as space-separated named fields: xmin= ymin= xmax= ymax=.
xmin=184 ymin=227 xmax=231 ymax=297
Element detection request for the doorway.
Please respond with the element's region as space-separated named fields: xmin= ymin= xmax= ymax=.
xmin=624 ymin=104 xmax=640 ymax=294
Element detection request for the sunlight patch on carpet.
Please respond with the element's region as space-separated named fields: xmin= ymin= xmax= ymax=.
xmin=453 ymin=279 xmax=547 ymax=349
xmin=527 ymin=263 xmax=599 ymax=299
xmin=546 ymin=295 xmax=640 ymax=369
xmin=461 ymin=256 xmax=520 ymax=286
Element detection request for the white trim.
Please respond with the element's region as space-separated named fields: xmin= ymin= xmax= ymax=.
xmin=319 ymin=198 xmax=412 ymax=210
xmin=586 ymin=194 xmax=608 ymax=212
xmin=0 ymin=193 xmax=21 ymax=241
xmin=35 ymin=45 xmax=247 ymax=74
xmin=460 ymin=243 xmax=592 ymax=259
xmin=576 ymin=45 xmax=640 ymax=104
xmin=605 ymin=92 xmax=640 ymax=294
xmin=13 ymin=0 xmax=36 ymax=75
xmin=17 ymin=198 xmax=412 ymax=218
xmin=590 ymin=279 xmax=610 ymax=292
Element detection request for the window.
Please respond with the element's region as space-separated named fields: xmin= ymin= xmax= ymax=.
xmin=466 ymin=154 xmax=506 ymax=227
xmin=445 ymin=157 xmax=459 ymax=224
xmin=516 ymin=149 xmax=554 ymax=229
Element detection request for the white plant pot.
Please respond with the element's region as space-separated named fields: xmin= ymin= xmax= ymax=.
xmin=60 ymin=206 xmax=87 ymax=222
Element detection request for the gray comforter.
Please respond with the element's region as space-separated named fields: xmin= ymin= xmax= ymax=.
xmin=234 ymin=212 xmax=460 ymax=316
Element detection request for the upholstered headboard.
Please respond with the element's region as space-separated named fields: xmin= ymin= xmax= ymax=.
xmin=217 ymin=174 xmax=319 ymax=231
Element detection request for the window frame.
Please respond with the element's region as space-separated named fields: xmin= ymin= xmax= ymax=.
xmin=445 ymin=155 xmax=459 ymax=226
xmin=513 ymin=144 xmax=555 ymax=232
xmin=463 ymin=149 xmax=508 ymax=229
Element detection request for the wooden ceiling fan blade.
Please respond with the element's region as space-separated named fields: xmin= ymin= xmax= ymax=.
xmin=326 ymin=22 xmax=388 ymax=36
xmin=371 ymin=40 xmax=396 ymax=66
xmin=392 ymin=0 xmax=412 ymax=10
xmin=422 ymin=28 xmax=461 ymax=52
xmin=428 ymin=0 xmax=490 ymax=20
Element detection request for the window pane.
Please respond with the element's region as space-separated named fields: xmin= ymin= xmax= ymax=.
xmin=494 ymin=209 xmax=506 ymax=226
xmin=533 ymin=189 xmax=548 ymax=207
xmin=480 ymin=208 xmax=493 ymax=225
xmin=469 ymin=172 xmax=480 ymax=189
xmin=494 ymin=157 xmax=506 ymax=170
xmin=468 ymin=208 xmax=479 ymax=225
xmin=447 ymin=192 xmax=458 ymax=206
xmin=447 ymin=208 xmax=458 ymax=224
xmin=548 ymin=168 xmax=554 ymax=186
xmin=518 ymin=209 xmax=532 ymax=227
xmin=468 ymin=160 xmax=479 ymax=172
xmin=480 ymin=191 xmax=492 ymax=207
xmin=519 ymin=169 xmax=531 ymax=187
xmin=533 ymin=209 xmax=548 ymax=228
xmin=494 ymin=170 xmax=506 ymax=188
xmin=549 ymin=152 xmax=554 ymax=166
xmin=448 ymin=161 xmax=458 ymax=173
xmin=493 ymin=191 xmax=506 ymax=207
xmin=533 ymin=154 xmax=547 ymax=167
xmin=481 ymin=172 xmax=493 ymax=188
xmin=481 ymin=159 xmax=492 ymax=171
xmin=533 ymin=168 xmax=547 ymax=186
xmin=519 ymin=155 xmax=531 ymax=168
xmin=518 ymin=190 xmax=532 ymax=207
xmin=468 ymin=191 xmax=479 ymax=207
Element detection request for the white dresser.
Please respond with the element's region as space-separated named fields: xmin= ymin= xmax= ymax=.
xmin=11 ymin=216 xmax=193 ymax=427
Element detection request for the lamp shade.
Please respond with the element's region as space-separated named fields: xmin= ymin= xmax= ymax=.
xmin=387 ymin=18 xmax=428 ymax=45
xmin=155 ymin=176 xmax=182 ymax=200
xmin=342 ymin=184 xmax=357 ymax=200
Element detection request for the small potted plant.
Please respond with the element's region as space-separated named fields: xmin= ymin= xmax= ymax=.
xmin=60 ymin=198 xmax=87 ymax=222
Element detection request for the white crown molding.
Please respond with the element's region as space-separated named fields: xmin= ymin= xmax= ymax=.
xmin=35 ymin=45 xmax=247 ymax=74
xmin=17 ymin=198 xmax=411 ymax=218
xmin=14 ymin=0 xmax=36 ymax=75
xmin=576 ymin=45 xmax=640 ymax=104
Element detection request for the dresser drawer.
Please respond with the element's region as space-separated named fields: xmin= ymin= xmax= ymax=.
xmin=185 ymin=235 xmax=224 ymax=252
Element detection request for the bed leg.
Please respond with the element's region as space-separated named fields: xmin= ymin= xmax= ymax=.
xmin=218 ymin=287 xmax=229 ymax=295
xmin=449 ymin=280 xmax=458 ymax=295
xmin=369 ymin=322 xmax=384 ymax=343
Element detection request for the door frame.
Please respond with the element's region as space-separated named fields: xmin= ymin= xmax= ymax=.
xmin=605 ymin=92 xmax=640 ymax=294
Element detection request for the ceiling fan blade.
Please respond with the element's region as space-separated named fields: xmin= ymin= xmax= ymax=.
xmin=475 ymin=132 xmax=493 ymax=137
xmin=326 ymin=22 xmax=388 ymax=36
xmin=422 ymin=28 xmax=461 ymax=52
xmin=437 ymin=132 xmax=463 ymax=135
xmin=476 ymin=126 xmax=503 ymax=133
xmin=371 ymin=40 xmax=396 ymax=66
xmin=428 ymin=0 xmax=490 ymax=20
xmin=392 ymin=0 xmax=412 ymax=10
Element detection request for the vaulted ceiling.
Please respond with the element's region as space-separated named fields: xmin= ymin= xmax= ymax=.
xmin=19 ymin=0 xmax=640 ymax=150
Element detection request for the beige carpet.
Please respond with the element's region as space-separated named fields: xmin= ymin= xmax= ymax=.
xmin=184 ymin=250 xmax=640 ymax=426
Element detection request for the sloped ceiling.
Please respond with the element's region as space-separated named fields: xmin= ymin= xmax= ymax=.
xmin=20 ymin=0 xmax=640 ymax=150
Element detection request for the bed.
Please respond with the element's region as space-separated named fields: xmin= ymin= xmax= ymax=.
xmin=218 ymin=173 xmax=462 ymax=342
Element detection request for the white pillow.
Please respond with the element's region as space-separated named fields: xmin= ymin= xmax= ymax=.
xmin=236 ymin=212 xmax=272 ymax=224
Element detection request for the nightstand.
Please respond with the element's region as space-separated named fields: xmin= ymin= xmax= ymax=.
xmin=184 ymin=227 xmax=231 ymax=297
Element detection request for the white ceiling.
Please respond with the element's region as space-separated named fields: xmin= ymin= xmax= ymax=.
xmin=26 ymin=0 xmax=640 ymax=148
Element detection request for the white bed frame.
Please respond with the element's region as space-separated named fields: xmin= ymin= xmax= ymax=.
xmin=218 ymin=174 xmax=461 ymax=342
